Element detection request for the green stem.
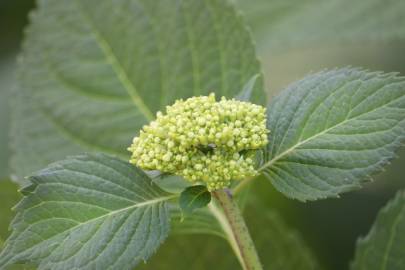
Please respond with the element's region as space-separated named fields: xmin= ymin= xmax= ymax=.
xmin=212 ymin=189 xmax=263 ymax=270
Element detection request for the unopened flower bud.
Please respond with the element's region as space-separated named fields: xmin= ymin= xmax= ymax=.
xmin=128 ymin=93 xmax=269 ymax=191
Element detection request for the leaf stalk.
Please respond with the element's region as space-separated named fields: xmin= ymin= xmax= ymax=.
xmin=211 ymin=189 xmax=263 ymax=270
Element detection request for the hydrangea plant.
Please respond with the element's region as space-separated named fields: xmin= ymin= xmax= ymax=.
xmin=129 ymin=94 xmax=268 ymax=190
xmin=1 ymin=0 xmax=405 ymax=270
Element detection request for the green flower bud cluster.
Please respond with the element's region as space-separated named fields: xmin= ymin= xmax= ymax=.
xmin=128 ymin=93 xmax=269 ymax=191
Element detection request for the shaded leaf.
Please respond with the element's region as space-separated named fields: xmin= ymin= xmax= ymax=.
xmin=11 ymin=0 xmax=264 ymax=184
xmin=179 ymin=185 xmax=211 ymax=216
xmin=139 ymin=206 xmax=319 ymax=270
xmin=0 ymin=180 xmax=21 ymax=241
xmin=235 ymin=74 xmax=261 ymax=102
xmin=0 ymin=56 xmax=15 ymax=180
xmin=261 ymin=68 xmax=405 ymax=201
xmin=3 ymin=264 xmax=36 ymax=270
xmin=0 ymin=154 xmax=172 ymax=270
xmin=0 ymin=182 xmax=36 ymax=270
xmin=170 ymin=205 xmax=224 ymax=238
xmin=351 ymin=190 xmax=405 ymax=270
xmin=138 ymin=234 xmax=237 ymax=270
xmin=235 ymin=0 xmax=405 ymax=51
xmin=152 ymin=175 xmax=191 ymax=194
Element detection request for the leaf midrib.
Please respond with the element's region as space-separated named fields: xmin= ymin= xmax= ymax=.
xmin=15 ymin=195 xmax=175 ymax=256
xmin=74 ymin=0 xmax=154 ymax=121
xmin=180 ymin=1 xmax=201 ymax=96
xmin=185 ymin=189 xmax=209 ymax=211
xmin=259 ymin=92 xmax=405 ymax=172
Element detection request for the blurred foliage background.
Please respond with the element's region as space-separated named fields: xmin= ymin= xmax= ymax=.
xmin=0 ymin=1 xmax=404 ymax=270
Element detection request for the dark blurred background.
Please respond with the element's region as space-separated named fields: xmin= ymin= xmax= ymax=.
xmin=0 ymin=1 xmax=404 ymax=270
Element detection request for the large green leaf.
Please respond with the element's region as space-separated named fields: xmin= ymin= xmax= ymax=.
xmin=11 ymin=0 xmax=264 ymax=184
xmin=247 ymin=211 xmax=319 ymax=270
xmin=0 ymin=154 xmax=173 ymax=270
xmin=10 ymin=88 xmax=82 ymax=187
xmin=234 ymin=0 xmax=405 ymax=51
xmin=139 ymin=207 xmax=319 ymax=270
xmin=261 ymin=68 xmax=405 ymax=201
xmin=351 ymin=190 xmax=405 ymax=270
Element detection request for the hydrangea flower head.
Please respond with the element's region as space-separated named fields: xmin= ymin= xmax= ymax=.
xmin=128 ymin=93 xmax=269 ymax=191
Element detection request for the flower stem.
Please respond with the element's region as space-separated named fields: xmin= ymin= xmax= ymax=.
xmin=212 ymin=189 xmax=263 ymax=270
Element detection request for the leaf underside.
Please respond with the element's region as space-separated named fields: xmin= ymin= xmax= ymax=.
xmin=0 ymin=56 xmax=15 ymax=180
xmin=235 ymin=0 xmax=405 ymax=51
xmin=179 ymin=185 xmax=211 ymax=215
xmin=351 ymin=190 xmax=405 ymax=270
xmin=170 ymin=206 xmax=225 ymax=238
xmin=11 ymin=0 xmax=264 ymax=185
xmin=262 ymin=68 xmax=405 ymax=201
xmin=0 ymin=154 xmax=171 ymax=270
xmin=0 ymin=181 xmax=21 ymax=241
xmin=139 ymin=208 xmax=319 ymax=270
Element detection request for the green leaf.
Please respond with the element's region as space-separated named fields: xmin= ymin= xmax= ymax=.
xmin=138 ymin=234 xmax=237 ymax=270
xmin=2 ymin=263 xmax=36 ymax=270
xmin=351 ymin=190 xmax=405 ymax=270
xmin=235 ymin=0 xmax=405 ymax=51
xmin=247 ymin=210 xmax=319 ymax=270
xmin=170 ymin=206 xmax=224 ymax=238
xmin=9 ymin=89 xmax=83 ymax=187
xmin=151 ymin=175 xmax=191 ymax=194
xmin=235 ymin=74 xmax=261 ymax=102
xmin=0 ymin=154 xmax=173 ymax=270
xmin=179 ymin=185 xmax=211 ymax=216
xmin=0 ymin=56 xmax=15 ymax=180
xmin=261 ymin=68 xmax=405 ymax=201
xmin=139 ymin=207 xmax=319 ymax=270
xmin=152 ymin=179 xmax=222 ymax=237
xmin=11 ymin=0 xmax=264 ymax=184
xmin=0 ymin=180 xmax=21 ymax=241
